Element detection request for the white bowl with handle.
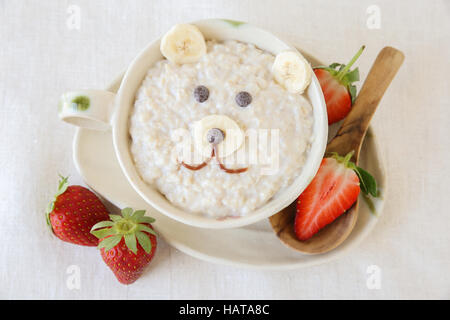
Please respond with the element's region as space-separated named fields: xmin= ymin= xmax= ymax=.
xmin=59 ymin=19 xmax=328 ymax=229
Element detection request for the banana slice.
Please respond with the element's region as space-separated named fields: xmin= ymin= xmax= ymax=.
xmin=160 ymin=24 xmax=207 ymax=64
xmin=193 ymin=115 xmax=244 ymax=158
xmin=272 ymin=51 xmax=312 ymax=94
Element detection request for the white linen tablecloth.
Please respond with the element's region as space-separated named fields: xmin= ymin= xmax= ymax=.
xmin=0 ymin=0 xmax=449 ymax=299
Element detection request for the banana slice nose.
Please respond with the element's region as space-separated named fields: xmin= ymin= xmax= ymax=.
xmin=193 ymin=115 xmax=244 ymax=158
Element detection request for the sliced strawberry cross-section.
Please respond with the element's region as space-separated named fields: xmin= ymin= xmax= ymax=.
xmin=294 ymin=151 xmax=377 ymax=241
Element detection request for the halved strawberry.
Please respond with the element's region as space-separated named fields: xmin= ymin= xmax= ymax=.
xmin=294 ymin=152 xmax=377 ymax=241
xmin=314 ymin=46 xmax=365 ymax=124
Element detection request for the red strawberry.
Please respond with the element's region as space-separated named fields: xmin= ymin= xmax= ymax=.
xmin=46 ymin=176 xmax=110 ymax=246
xmin=295 ymin=152 xmax=362 ymax=241
xmin=314 ymin=46 xmax=365 ymax=124
xmin=91 ymin=208 xmax=157 ymax=285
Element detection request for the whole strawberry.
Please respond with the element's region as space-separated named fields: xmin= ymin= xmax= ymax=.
xmin=45 ymin=176 xmax=110 ymax=246
xmin=314 ymin=46 xmax=365 ymax=124
xmin=91 ymin=208 xmax=157 ymax=285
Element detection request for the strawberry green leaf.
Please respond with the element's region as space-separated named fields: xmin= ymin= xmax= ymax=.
xmin=330 ymin=151 xmax=356 ymax=167
xmin=91 ymin=227 xmax=115 ymax=239
xmin=344 ymin=67 xmax=360 ymax=83
xmin=132 ymin=210 xmax=146 ymax=220
xmin=91 ymin=220 xmax=114 ymax=231
xmin=315 ymin=63 xmax=342 ymax=71
xmin=98 ymin=234 xmax=122 ymax=252
xmin=348 ymin=84 xmax=357 ymax=104
xmin=124 ymin=233 xmax=138 ymax=254
xmin=137 ymin=216 xmax=156 ymax=224
xmin=46 ymin=201 xmax=54 ymax=214
xmin=45 ymin=201 xmax=54 ymax=231
xmin=354 ymin=168 xmax=368 ymax=194
xmin=314 ymin=66 xmax=338 ymax=77
xmin=329 ymin=63 xmax=343 ymax=69
xmin=137 ymin=224 xmax=157 ymax=236
xmin=136 ymin=231 xmax=152 ymax=254
xmin=355 ymin=166 xmax=378 ymax=197
xmin=56 ymin=175 xmax=69 ymax=196
xmin=121 ymin=207 xmax=133 ymax=218
xmin=109 ymin=214 xmax=122 ymax=222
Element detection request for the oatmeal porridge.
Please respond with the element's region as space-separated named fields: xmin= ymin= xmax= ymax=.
xmin=129 ymin=39 xmax=314 ymax=218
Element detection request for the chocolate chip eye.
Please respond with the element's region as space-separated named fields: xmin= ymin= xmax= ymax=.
xmin=235 ymin=91 xmax=252 ymax=108
xmin=194 ymin=85 xmax=209 ymax=103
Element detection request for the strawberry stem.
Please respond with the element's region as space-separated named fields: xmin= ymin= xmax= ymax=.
xmin=115 ymin=219 xmax=138 ymax=235
xmin=343 ymin=150 xmax=355 ymax=165
xmin=330 ymin=151 xmax=355 ymax=168
xmin=336 ymin=46 xmax=365 ymax=81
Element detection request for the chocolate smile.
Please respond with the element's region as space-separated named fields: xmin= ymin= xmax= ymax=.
xmin=180 ymin=128 xmax=248 ymax=174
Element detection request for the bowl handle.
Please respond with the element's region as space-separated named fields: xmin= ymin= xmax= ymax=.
xmin=58 ymin=90 xmax=116 ymax=131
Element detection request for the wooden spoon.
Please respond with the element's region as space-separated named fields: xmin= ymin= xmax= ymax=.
xmin=269 ymin=47 xmax=404 ymax=254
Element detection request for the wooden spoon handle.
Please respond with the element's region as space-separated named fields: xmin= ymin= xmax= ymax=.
xmin=326 ymin=46 xmax=404 ymax=162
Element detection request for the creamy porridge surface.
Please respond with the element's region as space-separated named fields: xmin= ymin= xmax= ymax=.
xmin=129 ymin=40 xmax=314 ymax=218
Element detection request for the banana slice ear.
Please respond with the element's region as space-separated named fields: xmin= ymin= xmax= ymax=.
xmin=160 ymin=24 xmax=207 ymax=64
xmin=272 ymin=51 xmax=312 ymax=94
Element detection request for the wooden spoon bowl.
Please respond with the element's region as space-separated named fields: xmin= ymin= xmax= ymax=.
xmin=270 ymin=47 xmax=404 ymax=254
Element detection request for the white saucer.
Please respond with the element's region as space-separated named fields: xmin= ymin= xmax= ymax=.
xmin=72 ymin=74 xmax=386 ymax=270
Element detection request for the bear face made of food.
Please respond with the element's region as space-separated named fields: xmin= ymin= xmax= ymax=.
xmin=129 ymin=24 xmax=314 ymax=218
